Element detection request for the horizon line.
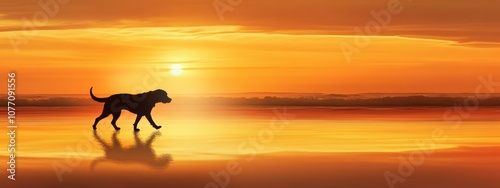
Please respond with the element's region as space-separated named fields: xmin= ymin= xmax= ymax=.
xmin=3 ymin=92 xmax=500 ymax=96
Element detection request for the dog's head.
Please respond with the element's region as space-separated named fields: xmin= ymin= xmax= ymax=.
xmin=150 ymin=89 xmax=172 ymax=104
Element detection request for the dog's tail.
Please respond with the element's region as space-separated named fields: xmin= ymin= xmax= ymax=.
xmin=90 ymin=87 xmax=107 ymax=103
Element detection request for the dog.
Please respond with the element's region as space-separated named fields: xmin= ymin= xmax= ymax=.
xmin=90 ymin=87 xmax=172 ymax=131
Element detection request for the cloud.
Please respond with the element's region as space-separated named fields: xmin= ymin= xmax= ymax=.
xmin=1 ymin=0 xmax=499 ymax=44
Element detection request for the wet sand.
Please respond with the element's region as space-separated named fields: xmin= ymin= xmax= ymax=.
xmin=1 ymin=106 xmax=499 ymax=187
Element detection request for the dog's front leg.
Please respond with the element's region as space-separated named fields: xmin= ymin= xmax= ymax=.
xmin=145 ymin=114 xmax=162 ymax=130
xmin=133 ymin=115 xmax=143 ymax=132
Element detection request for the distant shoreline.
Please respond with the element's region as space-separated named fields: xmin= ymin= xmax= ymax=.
xmin=4 ymin=93 xmax=500 ymax=107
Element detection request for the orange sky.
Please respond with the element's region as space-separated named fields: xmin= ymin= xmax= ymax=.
xmin=1 ymin=0 xmax=500 ymax=94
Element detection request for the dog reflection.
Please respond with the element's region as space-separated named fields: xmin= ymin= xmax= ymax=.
xmin=91 ymin=131 xmax=172 ymax=170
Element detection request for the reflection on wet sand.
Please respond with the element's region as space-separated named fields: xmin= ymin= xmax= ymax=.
xmin=91 ymin=131 xmax=172 ymax=170
xmin=2 ymin=106 xmax=500 ymax=188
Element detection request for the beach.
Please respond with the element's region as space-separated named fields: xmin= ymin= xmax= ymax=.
xmin=1 ymin=105 xmax=499 ymax=187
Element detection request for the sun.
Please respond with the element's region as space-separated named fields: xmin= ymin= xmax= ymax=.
xmin=170 ymin=64 xmax=183 ymax=76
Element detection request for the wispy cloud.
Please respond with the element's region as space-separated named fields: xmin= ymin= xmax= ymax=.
xmin=1 ymin=0 xmax=499 ymax=44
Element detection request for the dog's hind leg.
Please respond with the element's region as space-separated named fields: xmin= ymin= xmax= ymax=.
xmin=133 ymin=115 xmax=144 ymax=132
xmin=111 ymin=111 xmax=122 ymax=131
xmin=93 ymin=111 xmax=111 ymax=130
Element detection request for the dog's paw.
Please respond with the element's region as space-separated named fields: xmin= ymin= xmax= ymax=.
xmin=134 ymin=128 xmax=140 ymax=132
xmin=92 ymin=126 xmax=97 ymax=130
xmin=114 ymin=127 xmax=121 ymax=131
xmin=154 ymin=125 xmax=162 ymax=130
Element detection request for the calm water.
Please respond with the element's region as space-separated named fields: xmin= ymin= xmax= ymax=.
xmin=2 ymin=106 xmax=500 ymax=187
xmin=6 ymin=106 xmax=500 ymax=158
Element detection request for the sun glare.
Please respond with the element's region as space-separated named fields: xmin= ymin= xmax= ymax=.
xmin=170 ymin=64 xmax=183 ymax=76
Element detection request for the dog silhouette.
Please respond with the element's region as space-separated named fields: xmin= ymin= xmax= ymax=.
xmin=90 ymin=87 xmax=172 ymax=131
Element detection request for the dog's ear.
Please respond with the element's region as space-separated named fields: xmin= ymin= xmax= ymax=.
xmin=144 ymin=90 xmax=160 ymax=104
xmin=145 ymin=91 xmax=153 ymax=99
xmin=156 ymin=90 xmax=169 ymax=102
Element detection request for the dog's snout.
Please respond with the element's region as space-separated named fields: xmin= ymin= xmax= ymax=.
xmin=162 ymin=96 xmax=172 ymax=103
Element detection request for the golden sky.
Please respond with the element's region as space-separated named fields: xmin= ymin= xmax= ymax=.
xmin=1 ymin=0 xmax=500 ymax=94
